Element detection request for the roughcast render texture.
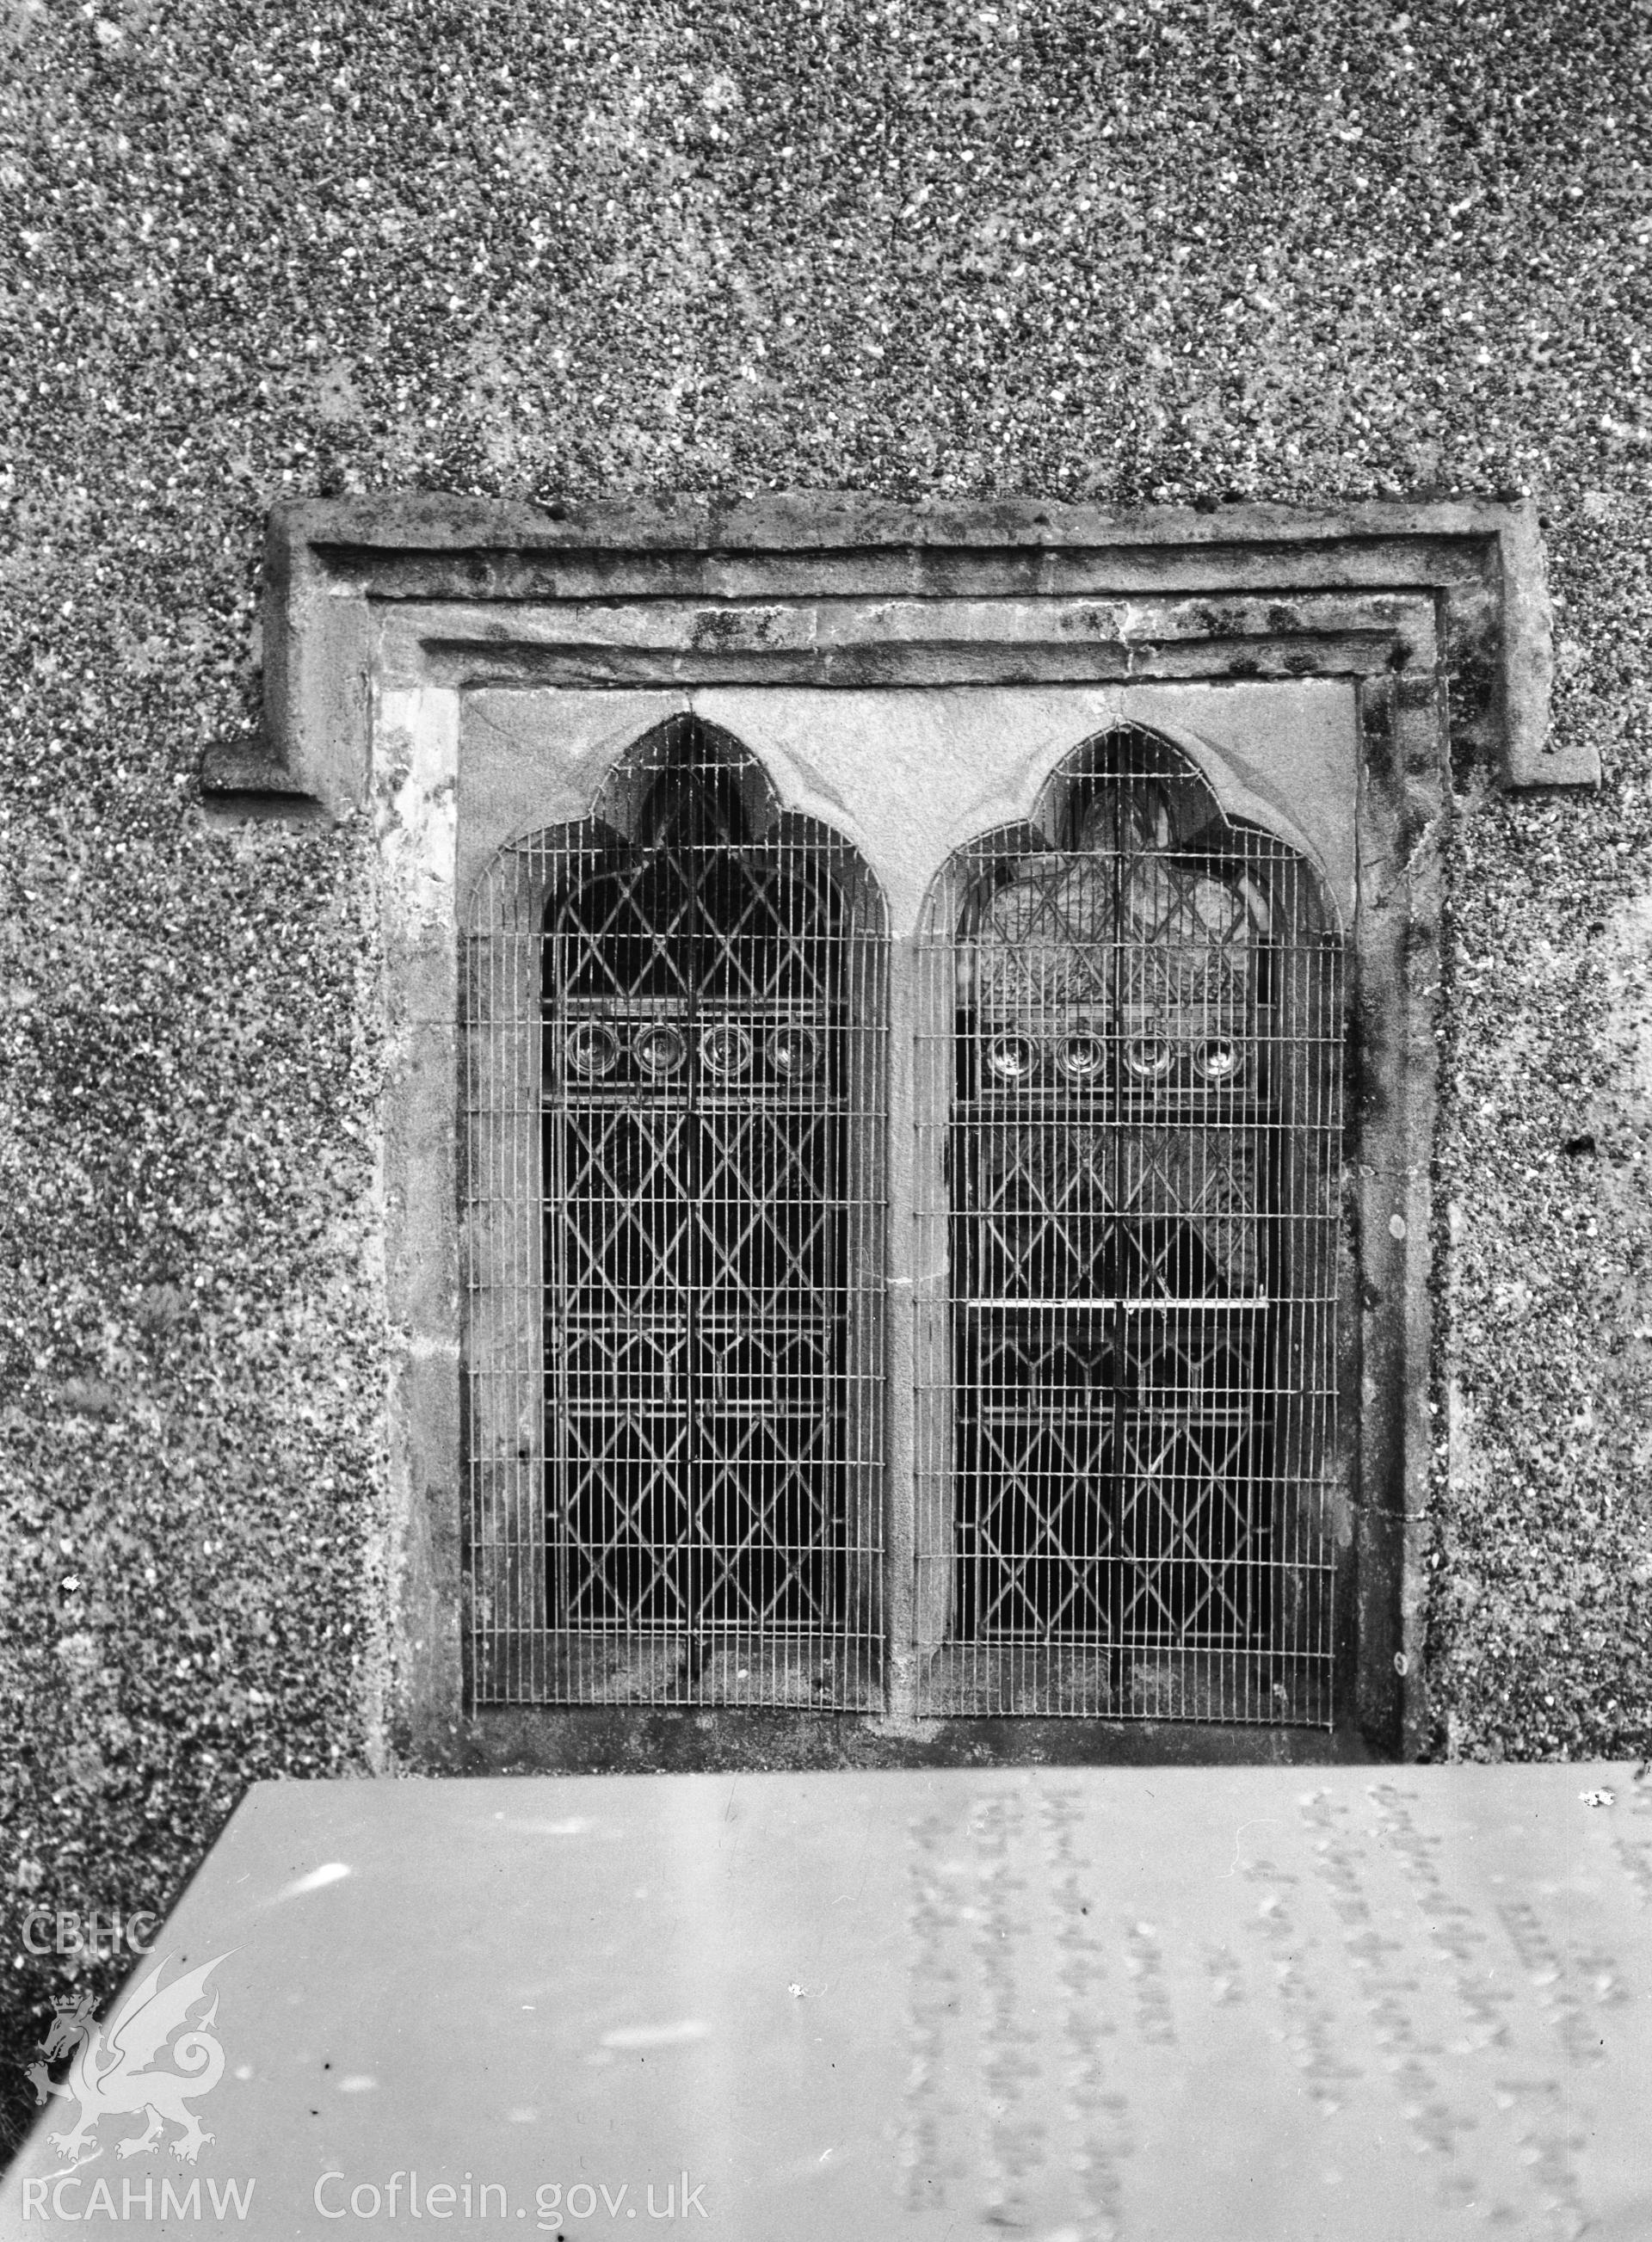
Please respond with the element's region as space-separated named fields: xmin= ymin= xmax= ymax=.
xmin=2 ymin=0 xmax=1649 ymax=2153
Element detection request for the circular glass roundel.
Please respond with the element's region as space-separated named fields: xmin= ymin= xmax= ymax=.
xmin=566 ymin=1022 xmax=620 ymax=1078
xmin=700 ymin=1024 xmax=754 ymax=1079
xmin=1056 ymin=1030 xmax=1106 ymax=1083
xmin=1124 ymin=1034 xmax=1174 ymax=1082
xmin=766 ymin=1025 xmax=821 ymax=1080
xmin=986 ymin=1031 xmax=1039 ymax=1085
xmin=1195 ymin=1036 xmax=1242 ymax=1083
xmin=633 ymin=1023 xmax=687 ymax=1077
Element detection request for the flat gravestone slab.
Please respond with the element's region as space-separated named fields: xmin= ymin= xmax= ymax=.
xmin=4 ymin=1766 xmax=1649 ymax=2239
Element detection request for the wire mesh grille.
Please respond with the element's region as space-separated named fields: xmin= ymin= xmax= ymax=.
xmin=463 ymin=716 xmax=887 ymax=1707
xmin=915 ymin=727 xmax=1345 ymax=1723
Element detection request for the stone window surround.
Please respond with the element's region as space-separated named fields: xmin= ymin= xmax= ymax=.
xmin=211 ymin=494 xmax=1581 ymax=1769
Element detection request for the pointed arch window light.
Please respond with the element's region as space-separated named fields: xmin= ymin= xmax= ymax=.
xmin=462 ymin=716 xmax=888 ymax=1707
xmin=915 ymin=725 xmax=1345 ymax=1723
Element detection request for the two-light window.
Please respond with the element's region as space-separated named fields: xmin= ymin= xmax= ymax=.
xmin=464 ymin=713 xmax=1342 ymax=1728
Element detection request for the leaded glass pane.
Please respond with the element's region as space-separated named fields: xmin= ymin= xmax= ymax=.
xmin=934 ymin=726 xmax=1343 ymax=1723
xmin=456 ymin=716 xmax=887 ymax=1705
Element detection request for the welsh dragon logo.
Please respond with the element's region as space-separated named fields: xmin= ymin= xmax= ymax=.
xmin=26 ymin=1951 xmax=231 ymax=2166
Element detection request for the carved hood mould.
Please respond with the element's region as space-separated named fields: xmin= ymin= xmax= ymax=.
xmin=206 ymin=493 xmax=1580 ymax=805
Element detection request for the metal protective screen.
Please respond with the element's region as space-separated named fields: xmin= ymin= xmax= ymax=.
xmin=464 ymin=718 xmax=886 ymax=1707
xmin=920 ymin=728 xmax=1344 ymax=1723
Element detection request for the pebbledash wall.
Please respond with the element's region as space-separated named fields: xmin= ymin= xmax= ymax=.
xmin=3 ymin=0 xmax=1650 ymax=2148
